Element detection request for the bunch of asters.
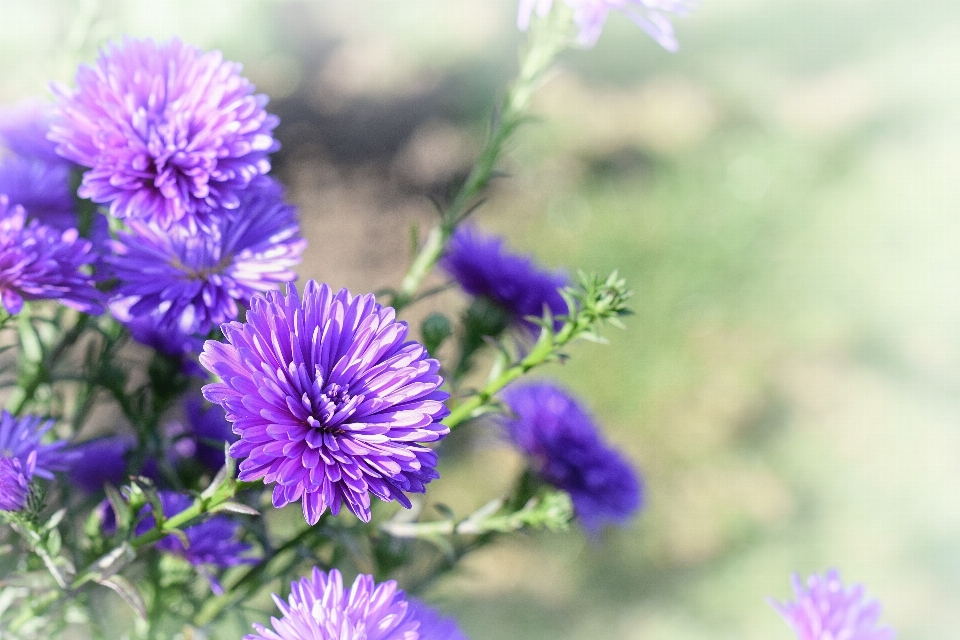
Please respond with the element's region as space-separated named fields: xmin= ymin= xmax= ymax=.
xmin=0 ymin=412 xmax=75 ymax=512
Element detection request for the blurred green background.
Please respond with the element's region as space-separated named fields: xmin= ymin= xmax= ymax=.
xmin=4 ymin=0 xmax=960 ymax=637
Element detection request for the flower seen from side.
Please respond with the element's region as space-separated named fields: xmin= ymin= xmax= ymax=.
xmin=771 ymin=570 xmax=896 ymax=640
xmin=441 ymin=225 xmax=568 ymax=334
xmin=184 ymin=398 xmax=238 ymax=473
xmin=499 ymin=381 xmax=642 ymax=534
xmin=0 ymin=411 xmax=75 ymax=480
xmin=107 ymin=177 xmax=305 ymax=336
xmin=0 ymin=196 xmax=103 ymax=315
xmin=0 ymin=101 xmax=65 ymax=165
xmin=49 ymin=37 xmax=279 ymax=229
xmin=0 ymin=452 xmax=34 ymax=512
xmin=200 ymin=281 xmax=450 ymax=524
xmin=246 ymin=567 xmax=468 ymax=640
xmin=518 ymin=0 xmax=693 ymax=51
xmin=135 ymin=491 xmax=254 ymax=590
xmin=0 ymin=156 xmax=76 ymax=231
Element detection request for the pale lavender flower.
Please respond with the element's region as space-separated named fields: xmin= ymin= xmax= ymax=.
xmin=200 ymin=281 xmax=449 ymax=524
xmin=0 ymin=196 xmax=103 ymax=315
xmin=107 ymin=177 xmax=305 ymax=336
xmin=245 ymin=568 xmax=420 ymax=640
xmin=518 ymin=0 xmax=693 ymax=50
xmin=49 ymin=37 xmax=279 ymax=229
xmin=500 ymin=381 xmax=642 ymax=534
xmin=771 ymin=570 xmax=896 ymax=640
xmin=0 ymin=411 xmax=75 ymax=480
xmin=0 ymin=452 xmax=35 ymax=511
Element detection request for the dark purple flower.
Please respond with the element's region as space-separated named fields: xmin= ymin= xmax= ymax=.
xmin=49 ymin=37 xmax=279 ymax=230
xmin=246 ymin=568 xmax=420 ymax=640
xmin=518 ymin=0 xmax=692 ymax=50
xmin=0 ymin=452 xmax=35 ymax=511
xmin=407 ymin=599 xmax=470 ymax=640
xmin=136 ymin=491 xmax=254 ymax=570
xmin=107 ymin=177 xmax=305 ymax=336
xmin=771 ymin=570 xmax=896 ymax=640
xmin=68 ymin=436 xmax=143 ymax=492
xmin=0 ymin=156 xmax=76 ymax=230
xmin=0 ymin=411 xmax=75 ymax=480
xmin=0 ymin=196 xmax=103 ymax=315
xmin=0 ymin=101 xmax=65 ymax=165
xmin=200 ymin=281 xmax=450 ymax=524
xmin=441 ymin=226 xmax=568 ymax=333
xmin=183 ymin=399 xmax=237 ymax=472
xmin=499 ymin=381 xmax=641 ymax=534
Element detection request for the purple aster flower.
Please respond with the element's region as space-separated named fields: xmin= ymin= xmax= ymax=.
xmin=441 ymin=226 xmax=568 ymax=333
xmin=0 ymin=101 xmax=65 ymax=165
xmin=246 ymin=568 xmax=420 ymax=640
xmin=49 ymin=37 xmax=279 ymax=229
xmin=136 ymin=491 xmax=254 ymax=569
xmin=182 ymin=399 xmax=237 ymax=472
xmin=67 ymin=436 xmax=162 ymax=493
xmin=0 ymin=411 xmax=75 ymax=479
xmin=0 ymin=196 xmax=103 ymax=315
xmin=771 ymin=570 xmax=896 ymax=640
xmin=518 ymin=0 xmax=693 ymax=51
xmin=0 ymin=156 xmax=76 ymax=230
xmin=407 ymin=599 xmax=470 ymax=640
xmin=107 ymin=177 xmax=305 ymax=336
xmin=200 ymin=281 xmax=450 ymax=524
xmin=499 ymin=381 xmax=642 ymax=534
xmin=0 ymin=452 xmax=35 ymax=512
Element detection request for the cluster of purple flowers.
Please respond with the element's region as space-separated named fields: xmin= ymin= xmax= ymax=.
xmin=772 ymin=570 xmax=895 ymax=640
xmin=247 ymin=567 xmax=468 ymax=640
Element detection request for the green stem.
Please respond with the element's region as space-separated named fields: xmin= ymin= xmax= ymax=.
xmin=391 ymin=25 xmax=566 ymax=312
xmin=10 ymin=312 xmax=90 ymax=415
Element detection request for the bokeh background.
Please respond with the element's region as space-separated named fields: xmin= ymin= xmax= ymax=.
xmin=3 ymin=0 xmax=960 ymax=637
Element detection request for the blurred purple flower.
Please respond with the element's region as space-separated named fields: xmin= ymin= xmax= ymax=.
xmin=49 ymin=37 xmax=279 ymax=230
xmin=68 ymin=436 xmax=151 ymax=493
xmin=0 ymin=101 xmax=65 ymax=165
xmin=771 ymin=570 xmax=896 ymax=640
xmin=0 ymin=452 xmax=35 ymax=511
xmin=441 ymin=226 xmax=568 ymax=333
xmin=246 ymin=568 xmax=425 ymax=640
xmin=136 ymin=491 xmax=253 ymax=567
xmin=200 ymin=281 xmax=449 ymax=524
xmin=0 ymin=411 xmax=75 ymax=480
xmin=518 ymin=0 xmax=692 ymax=50
xmin=499 ymin=381 xmax=642 ymax=534
xmin=407 ymin=598 xmax=470 ymax=640
xmin=0 ymin=196 xmax=103 ymax=315
xmin=107 ymin=177 xmax=304 ymax=336
xmin=184 ymin=398 xmax=237 ymax=472
xmin=0 ymin=156 xmax=76 ymax=230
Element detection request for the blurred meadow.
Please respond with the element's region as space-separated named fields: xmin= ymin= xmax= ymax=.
xmin=4 ymin=0 xmax=960 ymax=637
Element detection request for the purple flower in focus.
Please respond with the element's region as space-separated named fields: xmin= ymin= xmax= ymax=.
xmin=107 ymin=177 xmax=305 ymax=336
xmin=49 ymin=37 xmax=279 ymax=229
xmin=0 ymin=452 xmax=35 ymax=511
xmin=0 ymin=411 xmax=75 ymax=479
xmin=441 ymin=226 xmax=568 ymax=333
xmin=200 ymin=281 xmax=450 ymax=524
xmin=245 ymin=568 xmax=421 ymax=640
xmin=136 ymin=491 xmax=254 ymax=570
xmin=499 ymin=381 xmax=642 ymax=534
xmin=0 ymin=196 xmax=103 ymax=315
xmin=407 ymin=599 xmax=470 ymax=640
xmin=518 ymin=0 xmax=693 ymax=50
xmin=0 ymin=101 xmax=65 ymax=165
xmin=771 ymin=570 xmax=896 ymax=640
